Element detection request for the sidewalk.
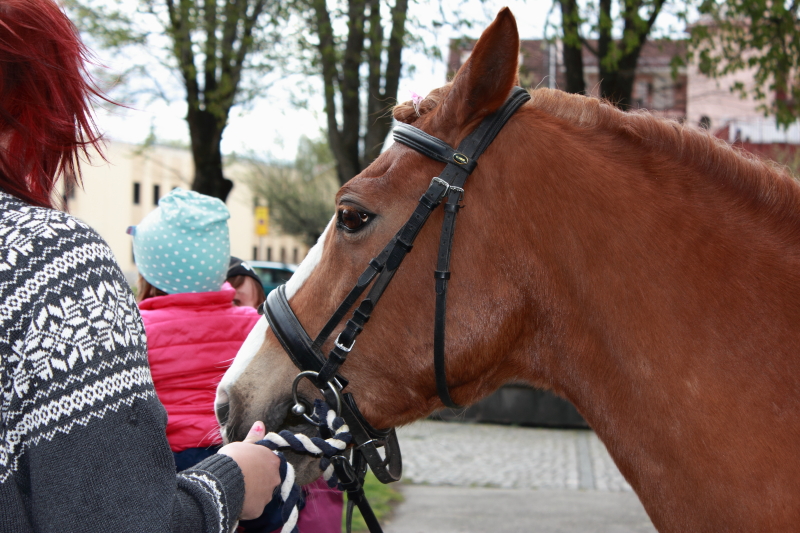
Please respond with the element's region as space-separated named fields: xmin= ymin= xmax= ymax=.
xmin=381 ymin=421 xmax=657 ymax=533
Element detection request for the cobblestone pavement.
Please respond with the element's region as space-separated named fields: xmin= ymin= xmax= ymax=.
xmin=396 ymin=420 xmax=632 ymax=492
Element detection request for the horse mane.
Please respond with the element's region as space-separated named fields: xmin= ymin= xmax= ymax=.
xmin=395 ymin=87 xmax=800 ymax=230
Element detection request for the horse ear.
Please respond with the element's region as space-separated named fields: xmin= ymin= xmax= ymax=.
xmin=447 ymin=8 xmax=520 ymax=126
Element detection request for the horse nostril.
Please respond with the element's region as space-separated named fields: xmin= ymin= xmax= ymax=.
xmin=215 ymin=385 xmax=230 ymax=426
xmin=215 ymin=401 xmax=230 ymax=427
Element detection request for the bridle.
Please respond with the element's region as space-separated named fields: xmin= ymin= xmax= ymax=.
xmin=262 ymin=86 xmax=531 ymax=531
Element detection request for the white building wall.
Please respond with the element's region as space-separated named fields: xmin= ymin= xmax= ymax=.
xmin=65 ymin=141 xmax=308 ymax=285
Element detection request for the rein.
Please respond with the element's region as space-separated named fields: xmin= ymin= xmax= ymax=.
xmin=262 ymin=86 xmax=531 ymax=532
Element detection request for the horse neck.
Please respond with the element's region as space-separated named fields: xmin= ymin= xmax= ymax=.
xmin=481 ymin=111 xmax=800 ymax=507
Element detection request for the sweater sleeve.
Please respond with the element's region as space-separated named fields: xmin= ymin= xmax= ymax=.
xmin=0 ymin=200 xmax=244 ymax=533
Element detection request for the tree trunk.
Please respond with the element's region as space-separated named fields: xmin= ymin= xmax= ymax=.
xmin=313 ymin=0 xmax=410 ymax=186
xmin=363 ymin=0 xmax=408 ymax=165
xmin=339 ymin=0 xmax=367 ymax=185
xmin=163 ymin=0 xmax=271 ymax=202
xmin=597 ymin=0 xmax=663 ymax=109
xmin=559 ymin=0 xmax=585 ymax=94
xmin=600 ymin=52 xmax=639 ymax=109
xmin=188 ymin=108 xmax=233 ymax=201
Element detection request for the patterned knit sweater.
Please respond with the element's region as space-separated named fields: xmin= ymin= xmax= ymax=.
xmin=0 ymin=191 xmax=244 ymax=532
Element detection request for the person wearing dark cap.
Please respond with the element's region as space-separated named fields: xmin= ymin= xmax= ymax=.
xmin=224 ymin=259 xmax=345 ymax=533
xmin=227 ymin=257 xmax=267 ymax=308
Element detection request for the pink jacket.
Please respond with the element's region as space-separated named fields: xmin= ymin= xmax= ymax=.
xmin=139 ymin=286 xmax=259 ymax=452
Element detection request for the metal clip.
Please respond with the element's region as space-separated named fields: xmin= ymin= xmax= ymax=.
xmin=291 ymin=370 xmax=343 ymax=425
xmin=331 ymin=455 xmax=359 ymax=487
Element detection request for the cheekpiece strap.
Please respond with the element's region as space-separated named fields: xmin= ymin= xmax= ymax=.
xmin=393 ymin=87 xmax=532 ymax=409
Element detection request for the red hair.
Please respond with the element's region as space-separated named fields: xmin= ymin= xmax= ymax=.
xmin=0 ymin=0 xmax=105 ymax=209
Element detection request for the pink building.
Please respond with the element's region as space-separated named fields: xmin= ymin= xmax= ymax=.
xmin=448 ymin=38 xmax=688 ymax=120
xmin=448 ymin=37 xmax=798 ymax=161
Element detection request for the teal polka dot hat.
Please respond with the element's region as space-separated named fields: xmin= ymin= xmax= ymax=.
xmin=127 ymin=188 xmax=230 ymax=294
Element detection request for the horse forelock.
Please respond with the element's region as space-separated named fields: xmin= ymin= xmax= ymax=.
xmin=393 ymin=84 xmax=451 ymax=124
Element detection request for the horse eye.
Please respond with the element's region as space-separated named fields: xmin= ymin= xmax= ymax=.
xmin=338 ymin=207 xmax=371 ymax=232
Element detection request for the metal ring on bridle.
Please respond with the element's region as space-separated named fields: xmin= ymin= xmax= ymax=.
xmin=291 ymin=370 xmax=342 ymax=425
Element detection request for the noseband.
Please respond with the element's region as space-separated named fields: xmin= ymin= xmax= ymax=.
xmin=262 ymin=87 xmax=530 ymax=511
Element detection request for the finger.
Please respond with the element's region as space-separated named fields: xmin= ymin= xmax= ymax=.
xmin=242 ymin=421 xmax=266 ymax=443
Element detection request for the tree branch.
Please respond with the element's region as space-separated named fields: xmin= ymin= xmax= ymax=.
xmin=204 ymin=0 xmax=218 ymax=102
xmin=165 ymin=0 xmax=200 ymax=109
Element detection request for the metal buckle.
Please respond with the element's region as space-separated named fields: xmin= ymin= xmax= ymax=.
xmin=335 ymin=333 xmax=355 ymax=353
xmin=291 ymin=370 xmax=343 ymax=425
xmin=430 ymin=176 xmax=464 ymax=199
xmin=430 ymin=176 xmax=450 ymax=200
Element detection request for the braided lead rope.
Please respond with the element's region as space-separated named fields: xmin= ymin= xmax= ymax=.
xmin=256 ymin=399 xmax=352 ymax=533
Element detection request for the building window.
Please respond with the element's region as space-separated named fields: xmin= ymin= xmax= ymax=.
xmin=153 ymin=184 xmax=160 ymax=205
xmin=252 ymin=246 xmax=258 ymax=261
xmin=292 ymin=248 xmax=298 ymax=264
xmin=267 ymin=247 xmax=272 ymax=261
xmin=280 ymin=247 xmax=286 ymax=263
xmin=133 ymin=182 xmax=141 ymax=205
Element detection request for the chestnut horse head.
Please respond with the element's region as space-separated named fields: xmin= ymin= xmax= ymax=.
xmin=218 ymin=8 xmax=800 ymax=531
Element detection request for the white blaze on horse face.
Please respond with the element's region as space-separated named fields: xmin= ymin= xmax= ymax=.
xmin=284 ymin=216 xmax=334 ymax=300
xmin=217 ymin=216 xmax=334 ymax=395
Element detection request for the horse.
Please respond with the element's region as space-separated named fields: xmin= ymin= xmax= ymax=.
xmin=216 ymin=8 xmax=800 ymax=532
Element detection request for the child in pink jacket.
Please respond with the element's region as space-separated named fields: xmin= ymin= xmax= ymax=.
xmin=130 ymin=188 xmax=342 ymax=533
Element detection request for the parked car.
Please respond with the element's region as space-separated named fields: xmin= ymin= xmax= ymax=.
xmin=433 ymin=385 xmax=589 ymax=429
xmin=248 ymin=261 xmax=298 ymax=294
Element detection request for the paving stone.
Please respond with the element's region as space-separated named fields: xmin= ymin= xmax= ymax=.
xmin=396 ymin=420 xmax=631 ymax=492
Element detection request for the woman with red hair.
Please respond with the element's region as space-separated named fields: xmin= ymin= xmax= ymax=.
xmin=0 ymin=1 xmax=280 ymax=531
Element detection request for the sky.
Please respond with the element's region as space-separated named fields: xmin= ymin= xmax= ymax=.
xmin=90 ymin=0 xmax=687 ymax=162
xmin=91 ymin=0 xmax=559 ymax=161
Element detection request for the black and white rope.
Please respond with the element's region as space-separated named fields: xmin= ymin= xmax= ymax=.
xmin=256 ymin=399 xmax=352 ymax=533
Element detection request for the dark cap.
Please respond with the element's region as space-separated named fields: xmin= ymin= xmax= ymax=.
xmin=227 ymin=257 xmax=262 ymax=288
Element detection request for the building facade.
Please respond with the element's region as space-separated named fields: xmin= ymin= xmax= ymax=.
xmin=448 ymin=38 xmax=688 ymax=120
xmin=63 ymin=142 xmax=310 ymax=284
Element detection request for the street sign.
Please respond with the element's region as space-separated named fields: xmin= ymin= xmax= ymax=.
xmin=255 ymin=206 xmax=269 ymax=236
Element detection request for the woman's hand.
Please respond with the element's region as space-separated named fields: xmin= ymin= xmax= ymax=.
xmin=219 ymin=422 xmax=281 ymax=520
